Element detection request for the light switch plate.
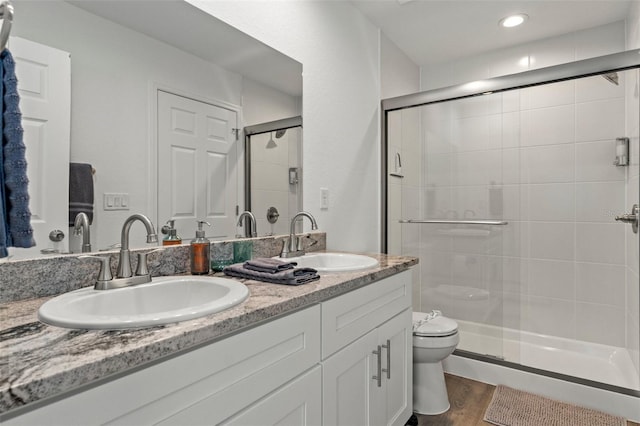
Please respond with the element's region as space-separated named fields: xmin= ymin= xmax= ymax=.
xmin=104 ymin=193 xmax=130 ymax=211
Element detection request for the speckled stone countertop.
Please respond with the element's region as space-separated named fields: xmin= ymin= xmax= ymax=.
xmin=0 ymin=252 xmax=417 ymax=416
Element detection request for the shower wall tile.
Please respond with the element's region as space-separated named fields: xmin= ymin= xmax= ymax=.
xmin=521 ymin=144 xmax=575 ymax=184
xmin=520 ymin=105 xmax=575 ymax=146
xmin=425 ymin=153 xmax=451 ymax=187
xmin=452 ymin=115 xmax=502 ymax=152
xmin=528 ymin=259 xmax=575 ymax=300
xmin=575 ymin=74 xmax=625 ymax=103
xmin=575 ymin=98 xmax=625 ymax=142
xmin=453 ymin=150 xmax=502 ymax=186
xmin=502 ymin=148 xmax=520 ymax=184
xmin=575 ymin=182 xmax=625 ymax=223
xmin=629 ymin=268 xmax=640 ymax=323
xmin=502 ymin=90 xmax=520 ymax=113
xmin=387 ymin=181 xmax=402 ymax=256
xmin=575 ymin=223 xmax=625 ymax=265
xmin=520 ymin=80 xmax=575 ymax=110
xmin=502 ymin=112 xmax=520 ymax=149
xmin=529 ymin=222 xmax=575 ymax=261
xmin=528 ymin=183 xmax=575 ymax=222
xmin=496 ymin=185 xmax=520 ymax=221
xmin=502 ymin=221 xmax=527 ymax=258
xmin=453 ymin=95 xmax=502 ymax=119
xmin=575 ymin=302 xmax=625 ymax=347
xmin=524 ymin=295 xmax=575 ymax=339
xmin=575 ymin=140 xmax=627 ymax=182
xmin=575 ymin=262 xmax=626 ymax=307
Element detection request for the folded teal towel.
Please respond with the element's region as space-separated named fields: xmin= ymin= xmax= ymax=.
xmin=224 ymin=262 xmax=319 ymax=286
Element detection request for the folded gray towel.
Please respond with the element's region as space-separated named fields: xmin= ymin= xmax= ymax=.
xmin=224 ymin=262 xmax=319 ymax=286
xmin=244 ymin=257 xmax=297 ymax=274
xmin=69 ymin=162 xmax=94 ymax=226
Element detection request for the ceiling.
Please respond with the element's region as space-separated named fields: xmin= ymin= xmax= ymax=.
xmin=351 ymin=0 xmax=633 ymax=67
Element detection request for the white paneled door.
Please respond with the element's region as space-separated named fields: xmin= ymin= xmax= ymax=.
xmin=10 ymin=36 xmax=71 ymax=258
xmin=157 ymin=91 xmax=238 ymax=240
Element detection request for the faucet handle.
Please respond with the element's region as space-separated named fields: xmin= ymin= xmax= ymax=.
xmin=135 ymin=248 xmax=163 ymax=276
xmin=79 ymin=255 xmax=113 ymax=284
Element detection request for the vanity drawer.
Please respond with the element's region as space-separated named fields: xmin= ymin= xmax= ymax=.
xmin=321 ymin=270 xmax=412 ymax=359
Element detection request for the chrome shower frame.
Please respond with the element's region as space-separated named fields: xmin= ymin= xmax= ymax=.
xmin=380 ymin=49 xmax=640 ymax=398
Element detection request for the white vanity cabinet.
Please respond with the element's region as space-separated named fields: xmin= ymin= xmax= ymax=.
xmin=6 ymin=305 xmax=321 ymax=426
xmin=321 ymin=270 xmax=413 ymax=426
xmin=6 ymin=269 xmax=414 ymax=426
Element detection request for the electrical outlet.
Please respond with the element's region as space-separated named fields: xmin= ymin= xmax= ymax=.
xmin=320 ymin=187 xmax=329 ymax=210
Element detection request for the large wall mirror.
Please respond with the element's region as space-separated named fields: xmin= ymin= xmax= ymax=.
xmin=4 ymin=0 xmax=302 ymax=260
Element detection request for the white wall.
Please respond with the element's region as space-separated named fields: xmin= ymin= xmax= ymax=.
xmin=187 ymin=0 xmax=381 ymax=252
xmin=14 ymin=1 xmax=299 ymax=251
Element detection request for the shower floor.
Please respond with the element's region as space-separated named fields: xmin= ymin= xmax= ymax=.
xmin=456 ymin=320 xmax=640 ymax=391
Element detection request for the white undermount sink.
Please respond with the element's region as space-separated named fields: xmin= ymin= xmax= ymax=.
xmin=284 ymin=252 xmax=379 ymax=273
xmin=37 ymin=276 xmax=249 ymax=330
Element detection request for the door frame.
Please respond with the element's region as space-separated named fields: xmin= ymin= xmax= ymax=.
xmin=148 ymin=82 xmax=243 ymax=231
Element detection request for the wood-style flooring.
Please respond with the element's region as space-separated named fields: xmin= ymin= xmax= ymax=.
xmin=413 ymin=374 xmax=640 ymax=426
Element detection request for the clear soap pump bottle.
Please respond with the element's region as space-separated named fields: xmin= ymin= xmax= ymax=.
xmin=191 ymin=220 xmax=211 ymax=275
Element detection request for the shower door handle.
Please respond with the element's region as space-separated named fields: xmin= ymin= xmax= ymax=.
xmin=615 ymin=204 xmax=639 ymax=234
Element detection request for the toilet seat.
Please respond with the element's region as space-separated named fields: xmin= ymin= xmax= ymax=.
xmin=413 ymin=312 xmax=458 ymax=337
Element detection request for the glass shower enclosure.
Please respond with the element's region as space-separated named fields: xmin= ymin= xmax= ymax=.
xmin=382 ymin=50 xmax=640 ymax=394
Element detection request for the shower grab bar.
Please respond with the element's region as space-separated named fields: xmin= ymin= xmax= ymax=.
xmin=399 ymin=219 xmax=508 ymax=225
xmin=0 ymin=1 xmax=13 ymax=52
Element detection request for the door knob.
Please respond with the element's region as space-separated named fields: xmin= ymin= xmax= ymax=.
xmin=48 ymin=229 xmax=65 ymax=242
xmin=615 ymin=204 xmax=639 ymax=234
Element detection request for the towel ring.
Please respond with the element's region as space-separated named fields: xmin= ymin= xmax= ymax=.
xmin=0 ymin=1 xmax=13 ymax=52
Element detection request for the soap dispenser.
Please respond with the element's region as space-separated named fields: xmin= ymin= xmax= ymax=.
xmin=191 ymin=220 xmax=211 ymax=275
xmin=161 ymin=220 xmax=182 ymax=246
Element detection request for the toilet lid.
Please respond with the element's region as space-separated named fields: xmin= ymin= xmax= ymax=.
xmin=413 ymin=315 xmax=458 ymax=337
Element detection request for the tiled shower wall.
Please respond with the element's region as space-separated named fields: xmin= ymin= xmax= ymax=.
xmin=626 ymin=1 xmax=640 ymax=375
xmin=417 ymin=74 xmax=631 ymax=350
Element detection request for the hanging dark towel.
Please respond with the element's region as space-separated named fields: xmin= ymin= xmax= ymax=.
xmin=69 ymin=162 xmax=94 ymax=226
xmin=1 ymin=49 xmax=35 ymax=256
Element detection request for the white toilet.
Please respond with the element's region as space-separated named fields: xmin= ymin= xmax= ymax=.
xmin=412 ymin=311 xmax=459 ymax=415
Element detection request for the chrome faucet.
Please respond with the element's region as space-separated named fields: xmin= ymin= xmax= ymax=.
xmin=80 ymin=213 xmax=159 ymax=290
xmin=116 ymin=213 xmax=158 ymax=279
xmin=237 ymin=211 xmax=257 ymax=238
xmin=280 ymin=211 xmax=318 ymax=258
xmin=73 ymin=212 xmax=91 ymax=253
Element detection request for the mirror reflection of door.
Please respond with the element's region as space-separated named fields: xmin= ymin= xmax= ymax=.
xmin=157 ymin=90 xmax=238 ymax=241
xmin=9 ymin=36 xmax=71 ymax=259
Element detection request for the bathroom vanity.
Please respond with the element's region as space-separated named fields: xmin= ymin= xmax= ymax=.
xmin=0 ymin=251 xmax=416 ymax=425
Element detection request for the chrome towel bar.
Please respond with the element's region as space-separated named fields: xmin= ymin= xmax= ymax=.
xmin=399 ymin=219 xmax=508 ymax=225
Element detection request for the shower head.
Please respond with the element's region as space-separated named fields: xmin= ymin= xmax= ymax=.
xmin=602 ymin=72 xmax=619 ymax=86
xmin=275 ymin=129 xmax=287 ymax=138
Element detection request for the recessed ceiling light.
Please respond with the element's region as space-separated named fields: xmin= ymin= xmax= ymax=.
xmin=499 ymin=14 xmax=528 ymax=28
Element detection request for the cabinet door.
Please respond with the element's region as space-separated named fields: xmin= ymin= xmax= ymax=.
xmin=322 ymin=330 xmax=380 ymax=426
xmin=378 ymin=309 xmax=413 ymax=426
xmin=222 ymin=366 xmax=321 ymax=426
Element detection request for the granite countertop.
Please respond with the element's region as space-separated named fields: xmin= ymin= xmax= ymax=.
xmin=0 ymin=252 xmax=417 ymax=416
